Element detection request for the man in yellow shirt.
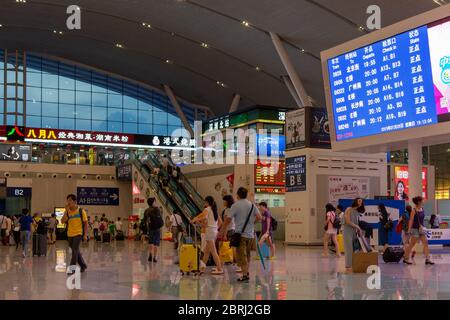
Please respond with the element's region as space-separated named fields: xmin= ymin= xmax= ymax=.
xmin=61 ymin=194 xmax=88 ymax=274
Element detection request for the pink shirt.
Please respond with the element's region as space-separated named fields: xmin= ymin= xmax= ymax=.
xmin=326 ymin=211 xmax=336 ymax=230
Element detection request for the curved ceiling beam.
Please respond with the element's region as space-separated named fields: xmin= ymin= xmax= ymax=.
xmin=0 ymin=24 xmax=258 ymax=106
xmin=23 ymin=0 xmax=282 ymax=83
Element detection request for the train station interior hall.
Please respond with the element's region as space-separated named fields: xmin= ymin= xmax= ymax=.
xmin=0 ymin=0 xmax=449 ymax=300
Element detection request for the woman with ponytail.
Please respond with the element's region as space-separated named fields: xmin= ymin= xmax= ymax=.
xmin=190 ymin=196 xmax=224 ymax=275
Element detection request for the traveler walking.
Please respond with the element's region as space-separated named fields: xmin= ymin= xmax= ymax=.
xmin=258 ymin=202 xmax=276 ymax=259
xmin=93 ymin=216 xmax=100 ymax=240
xmin=61 ymin=194 xmax=88 ymax=274
xmin=399 ymin=205 xmax=416 ymax=259
xmin=47 ymin=213 xmax=57 ymax=244
xmin=403 ymin=196 xmax=434 ymax=265
xmin=220 ymin=195 xmax=237 ymax=263
xmin=13 ymin=215 xmax=21 ymax=249
xmin=219 ymin=187 xmax=262 ymax=282
xmin=19 ymin=209 xmax=33 ymax=257
xmin=379 ymin=204 xmax=392 ymax=252
xmin=169 ymin=210 xmax=183 ymax=250
xmin=145 ymin=198 xmax=164 ymax=263
xmin=323 ymin=203 xmax=341 ymax=257
xmin=0 ymin=213 xmax=7 ymax=245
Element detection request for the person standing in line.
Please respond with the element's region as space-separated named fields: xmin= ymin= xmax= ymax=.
xmin=219 ymin=187 xmax=262 ymax=282
xmin=378 ymin=204 xmax=392 ymax=252
xmin=323 ymin=203 xmax=341 ymax=258
xmin=92 ymin=216 xmax=100 ymax=240
xmin=343 ymin=198 xmax=364 ymax=272
xmin=146 ymin=198 xmax=164 ymax=263
xmin=258 ymin=202 xmax=276 ymax=260
xmin=61 ymin=194 xmax=88 ymax=274
xmin=13 ymin=215 xmax=21 ymax=249
xmin=19 ymin=209 xmax=33 ymax=258
xmin=169 ymin=210 xmax=183 ymax=250
xmin=0 ymin=213 xmax=7 ymax=245
xmin=403 ymin=196 xmax=434 ymax=265
xmin=191 ymin=196 xmax=224 ymax=275
xmin=47 ymin=213 xmax=57 ymax=245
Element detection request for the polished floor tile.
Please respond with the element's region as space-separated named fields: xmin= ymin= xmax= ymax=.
xmin=0 ymin=239 xmax=449 ymax=300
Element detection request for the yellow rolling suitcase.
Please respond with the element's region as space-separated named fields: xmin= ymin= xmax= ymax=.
xmin=179 ymin=227 xmax=200 ymax=275
xmin=337 ymin=233 xmax=345 ymax=254
xmin=219 ymin=241 xmax=233 ymax=264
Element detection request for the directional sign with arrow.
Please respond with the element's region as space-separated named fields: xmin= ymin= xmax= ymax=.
xmin=77 ymin=187 xmax=120 ymax=206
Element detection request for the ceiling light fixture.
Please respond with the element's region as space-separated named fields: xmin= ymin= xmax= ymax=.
xmin=358 ymin=26 xmax=366 ymax=32
xmin=0 ymin=24 xmax=3 ymax=28
xmin=241 ymin=20 xmax=250 ymax=27
xmin=165 ymin=59 xmax=173 ymax=64
xmin=201 ymin=42 xmax=209 ymax=48
xmin=300 ymin=49 xmax=305 ymax=53
xmin=115 ymin=43 xmax=125 ymax=49
xmin=216 ymin=81 xmax=226 ymax=88
xmin=142 ymin=22 xmax=152 ymax=29
xmin=255 ymin=66 xmax=261 ymax=71
xmin=433 ymin=0 xmax=447 ymax=6
xmin=16 ymin=0 xmax=26 ymax=3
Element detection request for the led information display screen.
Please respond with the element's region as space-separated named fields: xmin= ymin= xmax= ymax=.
xmin=327 ymin=19 xmax=449 ymax=141
xmin=254 ymin=160 xmax=285 ymax=186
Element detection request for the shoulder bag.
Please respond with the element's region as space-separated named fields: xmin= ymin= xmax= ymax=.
xmin=230 ymin=204 xmax=254 ymax=248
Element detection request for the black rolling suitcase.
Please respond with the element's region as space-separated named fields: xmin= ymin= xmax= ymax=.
xmin=32 ymin=234 xmax=47 ymax=256
xmin=116 ymin=231 xmax=124 ymax=241
xmin=383 ymin=247 xmax=404 ymax=263
xmin=102 ymin=233 xmax=111 ymax=243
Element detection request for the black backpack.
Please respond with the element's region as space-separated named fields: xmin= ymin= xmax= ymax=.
xmin=332 ymin=215 xmax=341 ymax=229
xmin=37 ymin=220 xmax=47 ymax=235
xmin=149 ymin=208 xmax=164 ymax=230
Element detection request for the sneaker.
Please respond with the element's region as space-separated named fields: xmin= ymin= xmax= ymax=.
xmin=237 ymin=275 xmax=250 ymax=282
xmin=425 ymin=259 xmax=435 ymax=265
xmin=211 ymin=269 xmax=224 ymax=275
xmin=153 ymin=257 xmax=158 ymax=263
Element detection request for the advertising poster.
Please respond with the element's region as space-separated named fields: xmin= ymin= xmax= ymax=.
xmin=309 ymin=108 xmax=331 ymax=148
xmin=285 ymin=109 xmax=305 ymax=150
xmin=428 ymin=18 xmax=450 ymax=118
xmin=329 ymin=176 xmax=370 ymax=205
xmin=0 ymin=143 xmax=31 ymax=162
xmin=256 ymin=134 xmax=285 ymax=157
xmin=393 ymin=166 xmax=428 ymax=200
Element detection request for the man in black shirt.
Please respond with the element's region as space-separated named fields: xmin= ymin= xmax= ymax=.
xmin=144 ymin=198 xmax=164 ymax=263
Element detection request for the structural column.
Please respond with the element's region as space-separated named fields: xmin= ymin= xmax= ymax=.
xmin=163 ymin=84 xmax=194 ymax=136
xmin=408 ymin=140 xmax=422 ymax=202
xmin=229 ymin=94 xmax=240 ymax=113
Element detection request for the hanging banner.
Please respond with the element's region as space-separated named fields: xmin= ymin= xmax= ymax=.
xmin=329 ymin=176 xmax=370 ymax=206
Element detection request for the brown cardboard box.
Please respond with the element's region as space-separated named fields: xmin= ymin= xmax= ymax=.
xmin=352 ymin=252 xmax=378 ymax=273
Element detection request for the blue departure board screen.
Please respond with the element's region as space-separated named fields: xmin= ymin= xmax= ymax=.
xmin=327 ymin=19 xmax=450 ymax=141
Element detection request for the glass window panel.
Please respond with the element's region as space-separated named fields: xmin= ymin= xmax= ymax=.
xmin=92 ymin=107 xmax=107 ymax=120
xmin=41 ymin=59 xmax=58 ymax=74
xmin=76 ymin=91 xmax=91 ymax=106
xmin=7 ymin=71 xmax=16 ymax=83
xmin=168 ymin=126 xmax=182 ymax=136
xmin=0 ymin=70 xmax=3 ymax=84
xmin=17 ymin=86 xmax=23 ymax=99
xmin=17 ymin=115 xmax=23 ymax=126
xmin=108 ymin=94 xmax=122 ymax=108
xmin=92 ymin=120 xmax=107 ymax=132
xmin=17 ymin=100 xmax=23 ymax=113
xmin=27 ymin=72 xmax=42 ymax=87
xmin=42 ymin=102 xmax=58 ymax=117
xmin=76 ymin=79 xmax=91 ymax=92
xmin=42 ymin=117 xmax=58 ymax=128
xmin=27 ymin=102 xmax=42 ymax=116
xmin=7 ymin=100 xmax=15 ymax=112
xmin=153 ymin=111 xmax=167 ymax=125
xmin=59 ymin=90 xmax=75 ymax=104
xmin=123 ymin=96 xmax=137 ymax=109
xmin=17 ymin=72 xmax=24 ymax=85
xmin=42 ymin=73 xmax=58 ymax=88
xmin=107 ymin=78 xmax=122 ymax=94
xmin=59 ymin=118 xmax=75 ymax=130
xmin=0 ymin=89 xmax=3 ymax=99
xmin=108 ymin=121 xmax=122 ymax=132
xmin=123 ymin=122 xmax=138 ymax=134
xmin=75 ymin=106 xmax=91 ymax=119
xmin=138 ymin=110 xmax=152 ymax=123
xmin=92 ymin=93 xmax=107 ymax=107
xmin=138 ymin=100 xmax=152 ymax=111
xmin=7 ymin=85 xmax=16 ymax=98
xmin=6 ymin=115 xmax=16 ymax=125
xmin=168 ymin=113 xmax=182 ymax=126
xmin=27 ymin=115 xmax=41 ymax=128
xmin=138 ymin=123 xmax=152 ymax=135
xmin=92 ymin=73 xmax=107 ymax=93
xmin=26 ymin=87 xmax=41 ymax=102
xmin=108 ymin=108 xmax=122 ymax=121
xmin=76 ymin=119 xmax=91 ymax=131
xmin=153 ymin=125 xmax=168 ymax=136
xmin=59 ymin=75 xmax=75 ymax=90
xmin=42 ymin=88 xmax=58 ymax=103
xmin=123 ymin=109 xmax=137 ymax=122
xmin=59 ymin=104 xmax=75 ymax=118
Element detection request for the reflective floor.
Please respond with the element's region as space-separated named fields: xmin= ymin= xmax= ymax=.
xmin=0 ymin=239 xmax=450 ymax=300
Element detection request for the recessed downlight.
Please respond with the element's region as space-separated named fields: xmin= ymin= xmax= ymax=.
xmin=201 ymin=42 xmax=209 ymax=48
xmin=115 ymin=43 xmax=125 ymax=49
xmin=241 ymin=20 xmax=250 ymax=27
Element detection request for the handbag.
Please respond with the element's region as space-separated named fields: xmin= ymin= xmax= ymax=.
xmin=230 ymin=204 xmax=254 ymax=248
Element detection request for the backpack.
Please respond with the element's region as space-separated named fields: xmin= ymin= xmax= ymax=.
xmin=36 ymin=220 xmax=47 ymax=235
xmin=332 ymin=215 xmax=341 ymax=229
xmin=99 ymin=222 xmax=106 ymax=232
xmin=149 ymin=207 xmax=164 ymax=230
xmin=271 ymin=216 xmax=278 ymax=231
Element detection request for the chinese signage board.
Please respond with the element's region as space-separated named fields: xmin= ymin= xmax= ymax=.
xmin=254 ymin=160 xmax=285 ymax=186
xmin=285 ymin=156 xmax=306 ymax=192
xmin=25 ymin=127 xmax=133 ymax=144
xmin=117 ymin=164 xmax=132 ymax=181
xmin=256 ymin=134 xmax=285 ymax=157
xmin=77 ymin=187 xmax=120 ymax=206
xmin=329 ymin=176 xmax=370 ymax=206
xmin=0 ymin=143 xmax=31 ymax=162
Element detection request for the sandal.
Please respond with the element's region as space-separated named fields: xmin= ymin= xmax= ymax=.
xmin=237 ymin=275 xmax=249 ymax=282
xmin=211 ymin=269 xmax=224 ymax=275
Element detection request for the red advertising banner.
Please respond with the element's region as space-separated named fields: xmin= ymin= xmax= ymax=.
xmin=393 ymin=166 xmax=428 ymax=200
xmin=24 ymin=127 xmax=134 ymax=145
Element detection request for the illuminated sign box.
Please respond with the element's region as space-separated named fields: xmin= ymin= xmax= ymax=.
xmin=321 ymin=8 xmax=450 ymax=151
xmin=255 ymin=160 xmax=285 ymax=186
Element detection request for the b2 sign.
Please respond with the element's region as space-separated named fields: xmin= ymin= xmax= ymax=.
xmin=327 ymin=18 xmax=450 ymax=141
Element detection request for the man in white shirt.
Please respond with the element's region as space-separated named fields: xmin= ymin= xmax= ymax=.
xmin=0 ymin=214 xmax=7 ymax=245
xmin=169 ymin=210 xmax=183 ymax=250
xmin=115 ymin=217 xmax=123 ymax=232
